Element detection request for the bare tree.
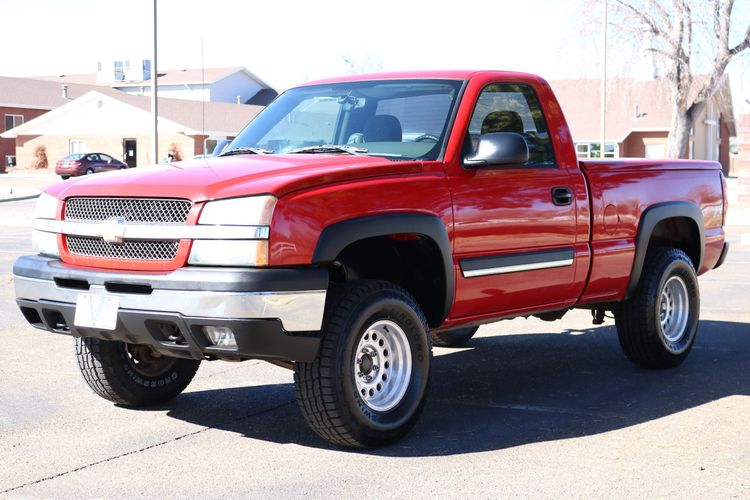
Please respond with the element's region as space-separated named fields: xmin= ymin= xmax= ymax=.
xmin=341 ymin=51 xmax=384 ymax=75
xmin=616 ymin=0 xmax=750 ymax=158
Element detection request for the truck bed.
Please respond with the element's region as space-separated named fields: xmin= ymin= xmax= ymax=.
xmin=578 ymin=159 xmax=725 ymax=304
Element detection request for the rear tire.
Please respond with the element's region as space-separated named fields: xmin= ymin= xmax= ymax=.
xmin=60 ymin=175 xmax=70 ymax=180
xmin=430 ymin=326 xmax=478 ymax=347
xmin=85 ymin=168 xmax=94 ymax=175
xmin=294 ymin=280 xmax=432 ymax=448
xmin=614 ymin=247 xmax=699 ymax=368
xmin=75 ymin=337 xmax=200 ymax=406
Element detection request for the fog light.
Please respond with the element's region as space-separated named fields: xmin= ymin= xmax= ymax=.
xmin=203 ymin=326 xmax=237 ymax=348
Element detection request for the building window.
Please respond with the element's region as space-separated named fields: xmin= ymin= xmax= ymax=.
xmin=644 ymin=143 xmax=666 ymax=159
xmin=204 ymin=138 xmax=218 ymax=156
xmin=575 ymin=142 xmax=616 ymax=158
xmin=69 ymin=140 xmax=86 ymax=154
xmin=4 ymin=114 xmax=23 ymax=132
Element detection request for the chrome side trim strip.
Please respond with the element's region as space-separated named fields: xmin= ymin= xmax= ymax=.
xmin=33 ymin=219 xmax=269 ymax=240
xmin=462 ymin=258 xmax=574 ymax=278
xmin=14 ymin=276 xmax=325 ymax=332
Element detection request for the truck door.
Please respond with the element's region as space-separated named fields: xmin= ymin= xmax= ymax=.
xmin=449 ymin=82 xmax=583 ymax=318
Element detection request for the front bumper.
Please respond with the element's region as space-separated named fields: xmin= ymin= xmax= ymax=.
xmin=13 ymin=255 xmax=328 ymax=362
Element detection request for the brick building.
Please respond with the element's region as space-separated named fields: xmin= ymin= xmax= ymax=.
xmin=550 ymin=77 xmax=736 ymax=175
xmin=0 ymin=76 xmax=110 ymax=168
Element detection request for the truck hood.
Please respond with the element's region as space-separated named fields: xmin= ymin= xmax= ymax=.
xmin=45 ymin=154 xmax=422 ymax=202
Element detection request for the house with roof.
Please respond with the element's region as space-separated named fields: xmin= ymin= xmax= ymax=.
xmin=1 ymin=90 xmax=264 ymax=169
xmin=0 ymin=76 xmax=122 ymax=168
xmin=0 ymin=64 xmax=276 ymax=169
xmin=549 ymin=76 xmax=736 ymax=175
xmin=35 ymin=62 xmax=278 ymax=105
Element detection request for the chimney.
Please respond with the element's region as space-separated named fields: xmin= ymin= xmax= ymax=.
xmin=236 ymin=95 xmax=241 ymax=104
xmin=61 ymin=84 xmax=69 ymax=99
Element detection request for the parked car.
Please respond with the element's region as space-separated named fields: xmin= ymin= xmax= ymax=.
xmin=55 ymin=153 xmax=128 ymax=179
xmin=16 ymin=71 xmax=729 ymax=448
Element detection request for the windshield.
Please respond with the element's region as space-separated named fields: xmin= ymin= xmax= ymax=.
xmin=229 ymin=79 xmax=464 ymax=160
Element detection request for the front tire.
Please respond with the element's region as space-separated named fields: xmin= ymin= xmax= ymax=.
xmin=294 ymin=280 xmax=432 ymax=448
xmin=614 ymin=247 xmax=699 ymax=368
xmin=75 ymin=337 xmax=200 ymax=406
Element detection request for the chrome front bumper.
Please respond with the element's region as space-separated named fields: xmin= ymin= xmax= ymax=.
xmin=13 ymin=256 xmax=327 ymax=332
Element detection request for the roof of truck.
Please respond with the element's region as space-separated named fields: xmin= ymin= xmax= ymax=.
xmin=299 ymin=70 xmax=544 ymax=86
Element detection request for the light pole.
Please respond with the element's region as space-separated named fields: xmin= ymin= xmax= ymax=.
xmin=151 ymin=0 xmax=158 ymax=164
xmin=600 ymin=0 xmax=608 ymax=159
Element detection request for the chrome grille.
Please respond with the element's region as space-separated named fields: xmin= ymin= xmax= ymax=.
xmin=64 ymin=197 xmax=191 ymax=224
xmin=67 ymin=236 xmax=179 ymax=261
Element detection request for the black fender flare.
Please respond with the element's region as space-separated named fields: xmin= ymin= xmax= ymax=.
xmin=626 ymin=201 xmax=704 ymax=297
xmin=312 ymin=213 xmax=454 ymax=323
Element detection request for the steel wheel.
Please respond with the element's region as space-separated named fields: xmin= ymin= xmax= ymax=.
xmin=614 ymin=247 xmax=699 ymax=368
xmin=354 ymin=320 xmax=412 ymax=412
xmin=659 ymin=276 xmax=689 ymax=344
xmin=124 ymin=343 xmax=178 ymax=378
xmin=294 ymin=280 xmax=431 ymax=447
xmin=75 ymin=337 xmax=200 ymax=406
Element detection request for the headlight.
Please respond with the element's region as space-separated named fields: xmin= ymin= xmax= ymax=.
xmin=198 ymin=195 xmax=276 ymax=226
xmin=34 ymin=192 xmax=59 ymax=220
xmin=32 ymin=193 xmax=60 ymax=257
xmin=190 ymin=195 xmax=276 ymax=266
xmin=32 ymin=230 xmax=59 ymax=257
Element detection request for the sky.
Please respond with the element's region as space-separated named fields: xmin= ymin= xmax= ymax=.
xmin=1 ymin=0 xmax=749 ymax=113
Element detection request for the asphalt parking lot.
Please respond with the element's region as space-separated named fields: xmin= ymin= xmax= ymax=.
xmin=0 ymin=194 xmax=748 ymax=498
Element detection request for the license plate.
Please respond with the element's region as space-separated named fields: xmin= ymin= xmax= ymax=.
xmin=74 ymin=294 xmax=119 ymax=330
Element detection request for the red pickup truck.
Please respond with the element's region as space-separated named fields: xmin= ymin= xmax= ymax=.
xmin=14 ymin=70 xmax=729 ymax=448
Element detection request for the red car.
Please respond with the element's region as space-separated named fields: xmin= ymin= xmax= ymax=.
xmin=15 ymin=70 xmax=728 ymax=447
xmin=55 ymin=152 xmax=128 ymax=179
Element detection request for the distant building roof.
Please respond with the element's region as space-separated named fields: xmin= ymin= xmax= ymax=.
xmin=245 ymin=88 xmax=279 ymax=106
xmin=32 ymin=67 xmax=271 ymax=89
xmin=0 ymin=76 xmax=119 ymax=110
xmin=1 ymin=90 xmax=263 ymax=138
xmin=549 ymin=76 xmax=736 ymax=143
xmin=110 ymin=91 xmax=263 ymax=134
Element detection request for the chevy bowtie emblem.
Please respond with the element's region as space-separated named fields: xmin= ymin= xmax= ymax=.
xmin=101 ymin=217 xmax=127 ymax=244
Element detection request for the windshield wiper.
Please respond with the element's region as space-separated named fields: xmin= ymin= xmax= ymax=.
xmin=219 ymin=147 xmax=273 ymax=157
xmin=288 ymin=144 xmax=368 ymax=155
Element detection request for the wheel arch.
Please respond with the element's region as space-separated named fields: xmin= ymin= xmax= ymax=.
xmin=312 ymin=213 xmax=454 ymax=326
xmin=626 ymin=201 xmax=704 ymax=298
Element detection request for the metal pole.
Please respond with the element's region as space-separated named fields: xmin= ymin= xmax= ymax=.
xmin=600 ymin=0 xmax=608 ymax=159
xmin=151 ymin=0 xmax=158 ymax=164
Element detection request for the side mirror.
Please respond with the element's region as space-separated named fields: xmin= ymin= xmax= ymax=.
xmin=463 ymin=132 xmax=529 ymax=168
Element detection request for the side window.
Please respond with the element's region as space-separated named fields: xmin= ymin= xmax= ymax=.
xmin=467 ymin=83 xmax=555 ymax=166
xmin=87 ymin=154 xmax=100 ymax=161
xmin=100 ymin=154 xmax=113 ymax=163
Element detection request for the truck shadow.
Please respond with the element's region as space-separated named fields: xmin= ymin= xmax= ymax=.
xmin=165 ymin=319 xmax=750 ymax=456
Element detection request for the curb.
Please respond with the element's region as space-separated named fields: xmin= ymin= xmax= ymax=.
xmin=0 ymin=193 xmax=41 ymax=203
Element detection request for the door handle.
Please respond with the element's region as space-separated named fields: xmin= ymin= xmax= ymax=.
xmin=551 ymin=186 xmax=573 ymax=206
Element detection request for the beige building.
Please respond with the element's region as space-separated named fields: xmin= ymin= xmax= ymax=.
xmin=1 ymin=90 xmax=264 ymax=169
xmin=550 ymin=77 xmax=736 ymax=175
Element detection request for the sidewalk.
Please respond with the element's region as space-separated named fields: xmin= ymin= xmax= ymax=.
xmin=0 ymin=169 xmax=59 ymax=202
